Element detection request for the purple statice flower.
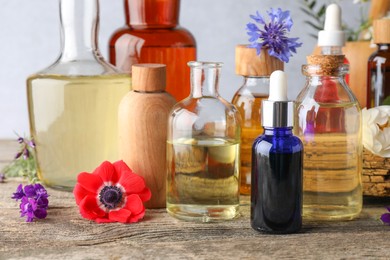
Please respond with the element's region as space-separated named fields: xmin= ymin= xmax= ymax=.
xmin=11 ymin=183 xmax=49 ymax=222
xmin=381 ymin=206 xmax=390 ymax=225
xmin=14 ymin=136 xmax=35 ymax=160
xmin=246 ymin=8 xmax=302 ymax=63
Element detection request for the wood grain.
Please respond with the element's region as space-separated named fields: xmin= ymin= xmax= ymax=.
xmin=118 ymin=77 xmax=176 ymax=208
xmin=1 ymin=141 xmax=390 ymax=259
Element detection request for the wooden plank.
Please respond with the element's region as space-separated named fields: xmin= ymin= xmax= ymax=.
xmin=1 ymin=140 xmax=390 ymax=258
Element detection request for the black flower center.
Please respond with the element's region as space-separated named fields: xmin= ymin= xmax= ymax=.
xmin=99 ymin=186 xmax=123 ymax=209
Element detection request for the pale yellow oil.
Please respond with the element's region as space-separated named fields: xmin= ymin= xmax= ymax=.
xmin=166 ymin=137 xmax=240 ymax=222
xmin=27 ymin=74 xmax=131 ymax=191
xmin=297 ymin=103 xmax=363 ymax=220
xmin=231 ymin=93 xmax=267 ymax=195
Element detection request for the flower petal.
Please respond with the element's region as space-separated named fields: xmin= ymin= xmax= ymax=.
xmin=118 ymin=171 xmax=147 ymax=194
xmin=138 ymin=188 xmax=152 ymax=202
xmin=380 ymin=213 xmax=390 ymax=225
xmin=124 ymin=194 xmax=145 ymax=215
xmin=78 ymin=195 xmax=106 ymax=220
xmin=95 ymin=218 xmax=115 ymax=224
xmin=109 ymin=209 xmax=132 ymax=223
xmin=113 ymin=160 xmax=132 ymax=174
xmin=73 ymin=183 xmax=91 ymax=205
xmin=93 ymin=161 xmax=119 ymax=184
xmin=128 ymin=211 xmax=145 ymax=223
xmin=34 ymin=208 xmax=47 ymax=219
xmin=77 ymin=172 xmax=103 ymax=194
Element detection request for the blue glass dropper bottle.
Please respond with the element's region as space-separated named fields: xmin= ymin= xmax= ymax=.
xmin=251 ymin=70 xmax=303 ymax=234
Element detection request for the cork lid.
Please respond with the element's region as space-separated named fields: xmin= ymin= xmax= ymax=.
xmin=373 ymin=18 xmax=390 ymax=44
xmin=235 ymin=45 xmax=284 ymax=76
xmin=306 ymin=55 xmax=345 ymax=75
xmin=132 ymin=64 xmax=166 ymax=92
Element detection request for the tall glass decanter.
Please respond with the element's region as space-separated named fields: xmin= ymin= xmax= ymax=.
xmin=295 ymin=55 xmax=362 ymax=220
xmin=109 ymin=0 xmax=196 ymax=101
xmin=167 ymin=62 xmax=241 ymax=222
xmin=27 ymin=0 xmax=131 ymax=191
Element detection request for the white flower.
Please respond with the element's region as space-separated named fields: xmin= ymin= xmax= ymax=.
xmin=362 ymin=106 xmax=390 ymax=157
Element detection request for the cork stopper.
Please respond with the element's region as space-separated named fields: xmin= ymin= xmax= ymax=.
xmin=373 ymin=19 xmax=390 ymax=44
xmin=132 ymin=64 xmax=166 ymax=92
xmin=235 ymin=45 xmax=284 ymax=76
xmin=306 ymin=55 xmax=345 ymax=76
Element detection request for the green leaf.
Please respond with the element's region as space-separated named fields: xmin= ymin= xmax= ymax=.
xmin=304 ymin=21 xmax=323 ymax=31
xmin=382 ymin=96 xmax=390 ymax=105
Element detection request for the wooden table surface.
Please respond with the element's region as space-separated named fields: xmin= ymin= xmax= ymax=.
xmin=1 ymin=140 xmax=390 ymax=259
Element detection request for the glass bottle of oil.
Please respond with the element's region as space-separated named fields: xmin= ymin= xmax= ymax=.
xmin=109 ymin=0 xmax=196 ymax=101
xmin=295 ymin=55 xmax=362 ymax=220
xmin=27 ymin=0 xmax=131 ymax=191
xmin=367 ymin=18 xmax=390 ymax=108
xmin=167 ymin=61 xmax=241 ymax=222
xmin=232 ymin=45 xmax=283 ymax=195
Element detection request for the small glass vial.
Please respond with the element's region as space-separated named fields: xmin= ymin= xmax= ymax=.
xmin=167 ymin=62 xmax=241 ymax=222
xmin=295 ymin=55 xmax=362 ymax=221
xmin=251 ymin=71 xmax=303 ymax=234
xmin=232 ymin=45 xmax=283 ymax=195
xmin=367 ymin=18 xmax=390 ymax=108
xmin=27 ymin=0 xmax=131 ymax=191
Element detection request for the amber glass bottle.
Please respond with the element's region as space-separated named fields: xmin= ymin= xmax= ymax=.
xmin=232 ymin=45 xmax=283 ymax=195
xmin=109 ymin=0 xmax=196 ymax=101
xmin=367 ymin=18 xmax=390 ymax=108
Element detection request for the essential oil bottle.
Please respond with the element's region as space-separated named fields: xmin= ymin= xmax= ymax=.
xmin=251 ymin=70 xmax=303 ymax=234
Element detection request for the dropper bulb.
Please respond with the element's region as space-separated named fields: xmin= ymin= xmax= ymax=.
xmin=269 ymin=70 xmax=288 ymax=102
xmin=324 ymin=3 xmax=342 ymax=31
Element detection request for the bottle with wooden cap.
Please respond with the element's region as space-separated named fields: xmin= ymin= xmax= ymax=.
xmin=232 ymin=45 xmax=283 ymax=195
xmin=118 ymin=64 xmax=176 ymax=209
xmin=367 ymin=18 xmax=390 ymax=108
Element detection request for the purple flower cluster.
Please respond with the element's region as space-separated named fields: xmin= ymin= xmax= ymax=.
xmin=15 ymin=137 xmax=35 ymax=160
xmin=12 ymin=183 xmax=49 ymax=222
xmin=381 ymin=206 xmax=390 ymax=225
xmin=247 ymin=8 xmax=302 ymax=63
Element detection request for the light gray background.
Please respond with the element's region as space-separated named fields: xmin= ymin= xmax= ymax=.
xmin=0 ymin=0 xmax=363 ymax=138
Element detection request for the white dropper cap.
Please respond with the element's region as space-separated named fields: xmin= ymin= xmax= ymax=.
xmin=262 ymin=70 xmax=294 ymax=128
xmin=268 ymin=70 xmax=288 ymax=101
xmin=318 ymin=3 xmax=345 ymax=47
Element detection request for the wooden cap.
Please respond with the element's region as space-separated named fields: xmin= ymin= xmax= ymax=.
xmin=235 ymin=45 xmax=284 ymax=76
xmin=373 ymin=19 xmax=390 ymax=44
xmin=132 ymin=64 xmax=166 ymax=92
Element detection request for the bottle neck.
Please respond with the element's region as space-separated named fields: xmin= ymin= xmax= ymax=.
xmin=125 ymin=0 xmax=180 ymax=28
xmin=243 ymin=76 xmax=269 ymax=86
xmin=377 ymin=44 xmax=390 ymax=52
xmin=59 ymin=0 xmax=99 ymax=62
xmin=264 ymin=127 xmax=293 ymax=137
xmin=321 ymin=46 xmax=343 ymax=55
xmin=190 ymin=63 xmax=221 ymax=98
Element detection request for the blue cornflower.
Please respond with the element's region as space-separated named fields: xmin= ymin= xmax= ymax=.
xmin=12 ymin=183 xmax=49 ymax=222
xmin=246 ymin=8 xmax=302 ymax=63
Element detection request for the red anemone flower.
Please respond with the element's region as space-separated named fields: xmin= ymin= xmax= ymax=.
xmin=73 ymin=160 xmax=151 ymax=224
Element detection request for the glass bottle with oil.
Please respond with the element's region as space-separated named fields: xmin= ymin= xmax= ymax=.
xmin=109 ymin=0 xmax=196 ymax=101
xmin=295 ymin=55 xmax=362 ymax=220
xmin=27 ymin=0 xmax=131 ymax=190
xmin=232 ymin=45 xmax=283 ymax=195
xmin=167 ymin=61 xmax=241 ymax=222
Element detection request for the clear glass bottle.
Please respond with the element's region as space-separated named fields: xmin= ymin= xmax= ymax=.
xmin=295 ymin=55 xmax=362 ymax=221
xmin=252 ymin=71 xmax=303 ymax=234
xmin=109 ymin=0 xmax=196 ymax=101
xmin=367 ymin=18 xmax=390 ymax=108
xmin=232 ymin=45 xmax=283 ymax=195
xmin=167 ymin=62 xmax=241 ymax=222
xmin=27 ymin=0 xmax=131 ymax=191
